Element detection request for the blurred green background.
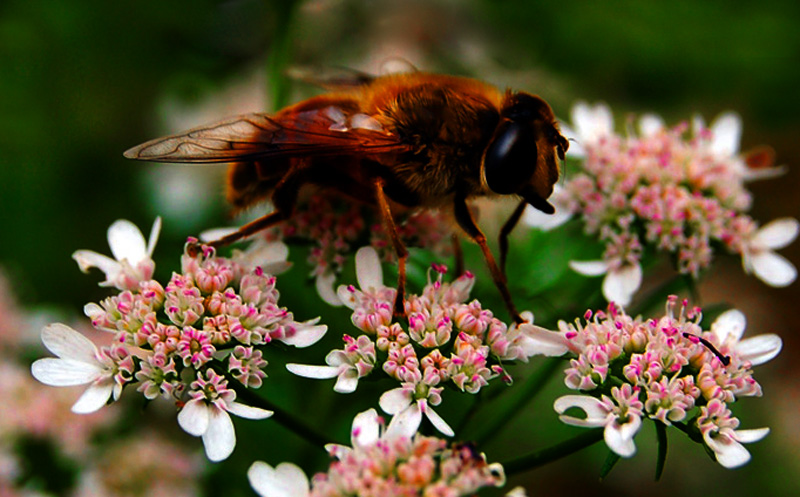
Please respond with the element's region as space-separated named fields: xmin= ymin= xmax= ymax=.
xmin=1 ymin=0 xmax=799 ymax=496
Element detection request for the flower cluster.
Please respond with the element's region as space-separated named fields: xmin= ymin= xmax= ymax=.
xmin=32 ymin=218 xmax=327 ymax=461
xmin=529 ymin=296 xmax=781 ymax=468
xmin=528 ymin=103 xmax=798 ymax=305
xmin=288 ymin=247 xmax=545 ymax=437
xmin=248 ymin=409 xmax=506 ymax=497
xmin=254 ymin=193 xmax=453 ymax=305
xmin=74 ymin=431 xmax=201 ymax=497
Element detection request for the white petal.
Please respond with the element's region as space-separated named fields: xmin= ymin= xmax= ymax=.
xmin=31 ymin=358 xmax=102 ymax=386
xmin=72 ymin=250 xmax=120 ymax=276
xmin=385 ymin=405 xmax=422 ymax=439
xmin=40 ymin=323 xmax=99 ymax=364
xmin=750 ymin=251 xmax=797 ymax=287
xmin=146 ymin=217 xmax=162 ymax=256
xmin=709 ymin=112 xmax=741 ymax=157
xmin=638 ymin=114 xmax=664 ymax=137
xmin=379 ymin=388 xmax=412 ymax=415
xmin=177 ymin=399 xmax=210 ymax=437
xmin=107 ymin=219 xmax=148 ymax=263
xmin=521 ymin=324 xmax=569 ymax=357
xmin=554 ymin=395 xmax=608 ymax=426
xmin=355 ymin=246 xmax=383 ymax=291
xmin=351 ymin=408 xmax=381 ymax=447
xmin=316 ymin=272 xmax=343 ymax=306
xmin=602 ymin=264 xmax=642 ymax=306
xmin=572 ymin=102 xmax=613 ymax=145
xmin=285 ymin=363 xmax=341 ymax=379
xmin=279 ymin=323 xmax=328 ymax=348
xmin=521 ymin=202 xmax=572 ymax=231
xmin=752 ymin=218 xmax=799 ymax=250
xmin=737 ymin=335 xmax=782 ymax=366
xmin=333 ymin=371 xmax=359 ymax=394
xmin=227 ymin=401 xmax=273 ymax=420
xmin=336 ymin=285 xmax=359 ymax=310
xmin=735 ymin=427 xmax=770 ymax=443
xmin=248 ymin=461 xmax=310 ymax=497
xmin=71 ymin=380 xmax=114 ymax=414
xmin=203 ymin=408 xmax=236 ymax=461
xmin=604 ymin=415 xmax=641 ymax=457
xmin=691 ymin=114 xmax=707 ymax=136
xmin=569 ymin=260 xmax=609 ymax=277
xmin=704 ymin=433 xmax=751 ymax=469
xmin=711 ymin=309 xmax=746 ymax=343
xmin=421 ymin=402 xmax=454 ymax=437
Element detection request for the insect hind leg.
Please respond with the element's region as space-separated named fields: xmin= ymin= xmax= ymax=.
xmin=204 ymin=164 xmax=308 ymax=251
xmin=373 ymin=177 xmax=409 ymax=319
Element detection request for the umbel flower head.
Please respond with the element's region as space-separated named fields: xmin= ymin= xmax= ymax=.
xmin=32 ymin=218 xmax=328 ymax=461
xmin=288 ymin=247 xmax=548 ymax=438
xmin=529 ymin=296 xmax=780 ymax=468
xmin=248 ymin=408 xmax=506 ymax=497
xmin=527 ymin=103 xmax=798 ymax=306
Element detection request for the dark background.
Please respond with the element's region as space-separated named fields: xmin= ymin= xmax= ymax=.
xmin=1 ymin=1 xmax=798 ymax=495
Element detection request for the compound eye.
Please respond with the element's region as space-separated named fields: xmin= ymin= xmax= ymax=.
xmin=484 ymin=121 xmax=537 ymax=194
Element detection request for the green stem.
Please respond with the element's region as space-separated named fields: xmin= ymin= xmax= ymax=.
xmin=265 ymin=0 xmax=298 ymax=110
xmin=502 ymin=429 xmax=604 ymax=475
xmin=654 ymin=421 xmax=668 ymax=481
xmin=472 ymin=357 xmax=563 ymax=446
xmin=231 ymin=383 xmax=329 ymax=452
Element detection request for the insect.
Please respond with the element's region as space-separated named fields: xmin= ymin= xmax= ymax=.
xmin=124 ymin=71 xmax=569 ymax=323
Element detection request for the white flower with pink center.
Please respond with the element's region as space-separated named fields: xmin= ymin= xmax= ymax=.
xmin=697 ymin=399 xmax=769 ymax=468
xmin=31 ymin=323 xmax=133 ymax=413
xmin=555 ymin=384 xmax=644 ymax=457
xmin=740 ymin=217 xmax=798 ymax=287
xmin=536 ymin=102 xmax=796 ymax=305
xmin=177 ymin=369 xmax=272 ymax=462
xmin=380 ymin=381 xmax=454 ymax=438
xmin=249 ymin=408 xmax=504 ymax=497
xmin=286 ymin=334 xmax=376 ymax=393
xmin=541 ymin=297 xmax=779 ymax=467
xmin=73 ymin=217 xmax=161 ymax=291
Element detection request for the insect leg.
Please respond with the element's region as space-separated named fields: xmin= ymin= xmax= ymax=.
xmin=206 ymin=164 xmax=308 ymax=249
xmin=453 ymin=192 xmax=524 ymax=324
xmin=499 ymin=200 xmax=527 ymax=278
xmin=373 ymin=177 xmax=409 ymax=319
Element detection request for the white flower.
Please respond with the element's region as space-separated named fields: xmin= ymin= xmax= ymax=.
xmin=177 ymin=370 xmax=273 ymax=462
xmin=741 ymin=217 xmax=798 ymax=287
xmin=336 ymin=246 xmax=390 ymax=308
xmin=380 ymin=386 xmax=454 ymax=438
xmin=247 ymin=408 xmax=383 ymax=497
xmin=554 ymin=387 xmax=644 ymax=458
xmin=73 ymin=217 xmax=161 ymax=290
xmin=248 ymin=461 xmax=309 ymax=497
xmin=200 ymin=227 xmax=293 ymax=276
xmin=703 ymin=426 xmax=770 ymax=469
xmin=569 ymin=260 xmax=642 ymax=307
xmin=315 ymin=271 xmax=342 ymax=306
xmin=710 ymin=309 xmax=782 ymax=366
xmin=559 ymin=101 xmax=615 ymax=158
xmin=324 ymin=408 xmax=382 ymax=459
xmin=30 ymin=324 xmax=119 ymax=414
xmin=286 ymin=348 xmax=363 ymax=394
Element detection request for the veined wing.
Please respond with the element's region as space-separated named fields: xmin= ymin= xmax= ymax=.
xmin=123 ymin=106 xmax=410 ymax=164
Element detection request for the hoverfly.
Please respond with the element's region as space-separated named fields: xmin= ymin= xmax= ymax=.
xmin=125 ymin=71 xmax=568 ymax=323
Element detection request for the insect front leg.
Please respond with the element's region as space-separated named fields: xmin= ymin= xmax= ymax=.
xmin=373 ymin=177 xmax=409 ymax=319
xmin=498 ymin=200 xmax=527 ymax=278
xmin=453 ymin=192 xmax=524 ymax=324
